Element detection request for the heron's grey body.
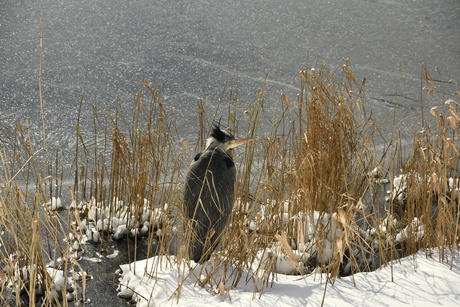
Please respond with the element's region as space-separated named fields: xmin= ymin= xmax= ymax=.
xmin=184 ymin=126 xmax=240 ymax=263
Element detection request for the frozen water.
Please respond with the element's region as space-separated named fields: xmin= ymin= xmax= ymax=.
xmin=1 ymin=0 xmax=459 ymax=161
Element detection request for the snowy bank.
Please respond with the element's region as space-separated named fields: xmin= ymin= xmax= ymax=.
xmin=117 ymin=248 xmax=460 ymax=307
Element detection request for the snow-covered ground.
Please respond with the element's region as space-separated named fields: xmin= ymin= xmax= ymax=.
xmin=62 ymin=192 xmax=459 ymax=307
xmin=117 ymin=248 xmax=460 ymax=307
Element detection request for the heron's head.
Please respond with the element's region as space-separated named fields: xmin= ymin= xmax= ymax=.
xmin=206 ymin=125 xmax=255 ymax=156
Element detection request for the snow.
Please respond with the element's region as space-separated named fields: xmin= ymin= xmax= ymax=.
xmin=70 ymin=197 xmax=167 ymax=245
xmin=117 ymin=248 xmax=460 ymax=307
xmin=44 ymin=196 xmax=65 ymax=211
xmin=42 ymin=191 xmax=459 ymax=307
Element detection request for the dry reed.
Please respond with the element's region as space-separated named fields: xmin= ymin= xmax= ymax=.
xmin=0 ymin=59 xmax=458 ymax=306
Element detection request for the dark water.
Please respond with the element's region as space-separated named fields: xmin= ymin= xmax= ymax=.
xmin=1 ymin=0 xmax=459 ymax=305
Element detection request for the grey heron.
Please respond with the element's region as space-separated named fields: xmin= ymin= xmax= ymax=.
xmin=184 ymin=124 xmax=254 ymax=263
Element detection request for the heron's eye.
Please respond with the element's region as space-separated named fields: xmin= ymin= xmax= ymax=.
xmin=193 ymin=153 xmax=202 ymax=161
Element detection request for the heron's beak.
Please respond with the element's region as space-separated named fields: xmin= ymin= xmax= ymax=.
xmin=227 ymin=138 xmax=256 ymax=149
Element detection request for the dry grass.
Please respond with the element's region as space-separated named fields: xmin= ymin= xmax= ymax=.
xmin=0 ymin=60 xmax=458 ymax=305
xmin=0 ymin=123 xmax=80 ymax=305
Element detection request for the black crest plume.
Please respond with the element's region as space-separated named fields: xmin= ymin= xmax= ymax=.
xmin=210 ymin=124 xmax=228 ymax=142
